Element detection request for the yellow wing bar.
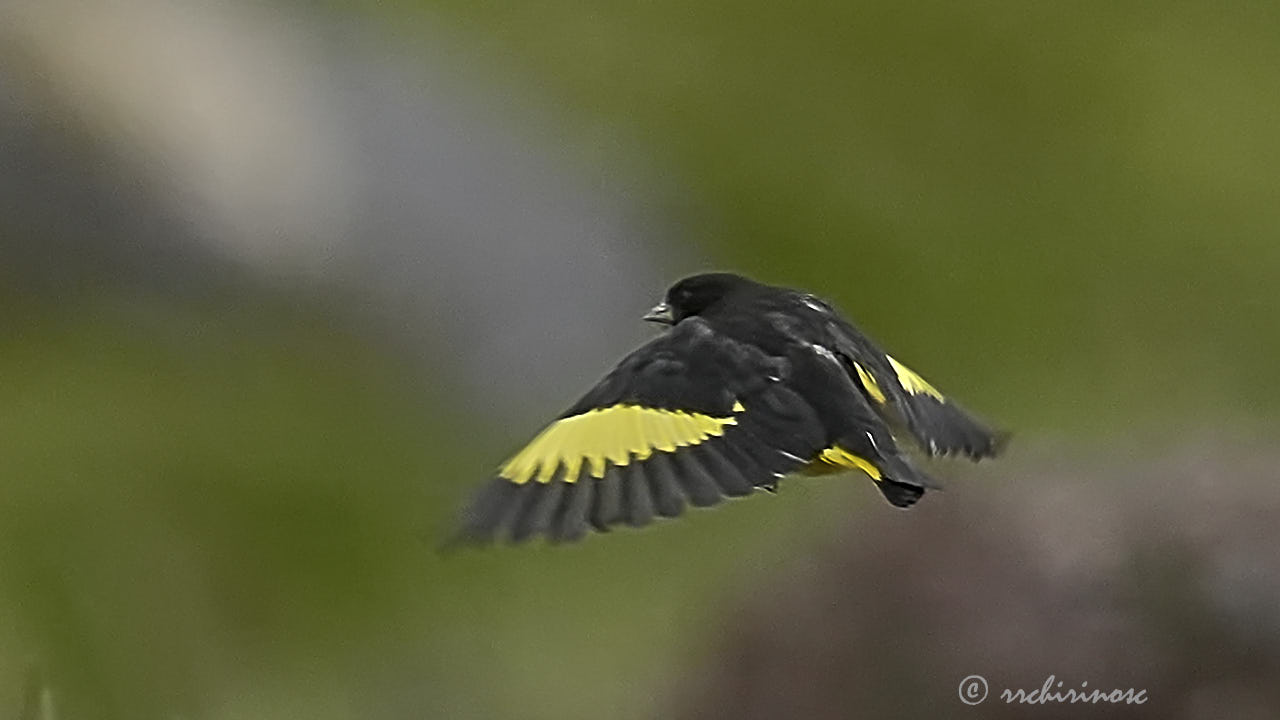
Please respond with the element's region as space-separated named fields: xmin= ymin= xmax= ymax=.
xmin=500 ymin=404 xmax=742 ymax=484
xmin=887 ymin=356 xmax=944 ymax=401
xmin=852 ymin=362 xmax=887 ymax=405
xmin=808 ymin=446 xmax=882 ymax=480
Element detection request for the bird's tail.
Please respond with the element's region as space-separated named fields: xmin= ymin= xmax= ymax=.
xmin=874 ymin=451 xmax=938 ymax=507
xmin=806 ymin=440 xmax=938 ymax=508
xmin=877 ymin=477 xmax=926 ymax=507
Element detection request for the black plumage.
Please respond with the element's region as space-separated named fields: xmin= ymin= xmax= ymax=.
xmin=451 ymin=272 xmax=1006 ymax=545
xmin=691 ymin=445 xmax=754 ymax=498
xmin=588 ymin=467 xmax=622 ymax=532
xmin=621 ymin=463 xmax=655 ymax=528
xmin=547 ymin=475 xmax=592 ymax=543
xmin=672 ymin=451 xmax=723 ymax=508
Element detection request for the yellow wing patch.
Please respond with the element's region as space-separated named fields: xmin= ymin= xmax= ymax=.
xmin=853 ymin=362 xmax=887 ymax=405
xmin=500 ymin=404 xmax=740 ymax=484
xmin=805 ymin=446 xmax=883 ymax=480
xmin=887 ymin=356 xmax=944 ymax=401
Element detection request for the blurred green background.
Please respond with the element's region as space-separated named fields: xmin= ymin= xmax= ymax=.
xmin=2 ymin=1 xmax=1278 ymax=718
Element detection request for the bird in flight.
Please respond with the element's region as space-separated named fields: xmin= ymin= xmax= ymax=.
xmin=453 ymin=272 xmax=1005 ymax=545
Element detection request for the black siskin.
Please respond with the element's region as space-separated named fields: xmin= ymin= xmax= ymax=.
xmin=452 ymin=272 xmax=1006 ymax=545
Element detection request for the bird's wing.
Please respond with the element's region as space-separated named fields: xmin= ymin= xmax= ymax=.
xmin=824 ymin=317 xmax=1006 ymax=460
xmin=451 ymin=318 xmax=829 ymax=545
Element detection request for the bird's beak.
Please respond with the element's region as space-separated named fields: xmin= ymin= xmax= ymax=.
xmin=643 ymin=302 xmax=675 ymax=325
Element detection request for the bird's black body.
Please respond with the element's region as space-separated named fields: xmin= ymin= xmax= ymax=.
xmin=454 ymin=273 xmax=1005 ymax=545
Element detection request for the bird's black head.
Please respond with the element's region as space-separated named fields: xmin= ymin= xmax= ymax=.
xmin=643 ymin=272 xmax=757 ymax=325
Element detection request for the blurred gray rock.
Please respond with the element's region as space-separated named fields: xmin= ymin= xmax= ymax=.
xmin=670 ymin=443 xmax=1280 ymax=719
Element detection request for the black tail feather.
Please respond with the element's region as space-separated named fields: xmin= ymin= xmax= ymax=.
xmin=877 ymin=478 xmax=926 ymax=508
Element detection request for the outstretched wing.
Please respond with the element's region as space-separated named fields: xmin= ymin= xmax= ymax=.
xmin=824 ymin=317 xmax=1006 ymax=460
xmin=452 ymin=318 xmax=828 ymax=545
